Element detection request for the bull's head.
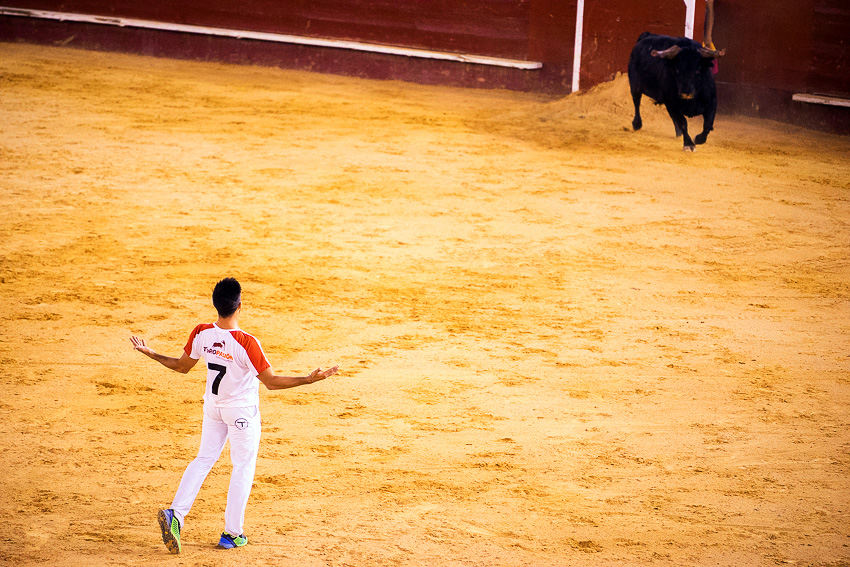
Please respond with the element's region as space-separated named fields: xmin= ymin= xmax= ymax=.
xmin=651 ymin=45 xmax=726 ymax=100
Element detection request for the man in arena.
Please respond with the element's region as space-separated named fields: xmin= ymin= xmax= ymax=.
xmin=130 ymin=277 xmax=338 ymax=553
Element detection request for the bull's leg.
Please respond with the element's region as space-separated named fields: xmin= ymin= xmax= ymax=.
xmin=666 ymin=108 xmax=695 ymax=150
xmin=631 ymin=89 xmax=643 ymax=131
xmin=695 ymin=104 xmax=716 ymax=145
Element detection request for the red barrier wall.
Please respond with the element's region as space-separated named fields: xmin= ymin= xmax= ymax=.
xmin=1 ymin=0 xmax=848 ymax=133
xmin=2 ymin=0 xmax=532 ymax=59
xmin=713 ymin=0 xmax=849 ymax=132
xmin=528 ymin=0 xmax=578 ymax=93
xmin=580 ymin=0 xmax=704 ymax=88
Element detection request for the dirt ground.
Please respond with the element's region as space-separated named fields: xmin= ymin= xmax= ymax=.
xmin=1 ymin=42 xmax=849 ymax=567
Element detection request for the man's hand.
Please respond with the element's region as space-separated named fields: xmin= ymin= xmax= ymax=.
xmin=258 ymin=365 xmax=340 ymax=390
xmin=130 ymin=336 xmax=155 ymax=356
xmin=129 ymin=336 xmax=198 ymax=374
xmin=308 ymin=366 xmax=339 ymax=383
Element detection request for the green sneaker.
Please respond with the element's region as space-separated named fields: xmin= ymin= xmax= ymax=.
xmin=218 ymin=532 xmax=247 ymax=549
xmin=157 ymin=509 xmax=181 ymax=554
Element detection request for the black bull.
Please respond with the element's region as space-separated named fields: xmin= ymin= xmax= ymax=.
xmin=628 ymin=32 xmax=725 ymax=150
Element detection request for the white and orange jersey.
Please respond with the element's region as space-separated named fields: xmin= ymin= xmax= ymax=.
xmin=184 ymin=323 xmax=271 ymax=407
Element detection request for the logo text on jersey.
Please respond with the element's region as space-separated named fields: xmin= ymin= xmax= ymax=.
xmin=204 ymin=346 xmax=234 ymax=361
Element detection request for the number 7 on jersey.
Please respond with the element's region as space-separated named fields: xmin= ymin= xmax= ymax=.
xmin=208 ymin=363 xmax=227 ymax=395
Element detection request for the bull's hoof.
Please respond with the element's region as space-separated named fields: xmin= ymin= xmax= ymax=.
xmin=632 ymin=118 xmax=642 ymax=131
xmin=695 ymin=133 xmax=708 ymax=145
xmin=683 ymin=145 xmax=696 ymax=152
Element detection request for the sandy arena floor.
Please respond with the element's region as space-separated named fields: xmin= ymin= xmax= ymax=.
xmin=1 ymin=42 xmax=849 ymax=567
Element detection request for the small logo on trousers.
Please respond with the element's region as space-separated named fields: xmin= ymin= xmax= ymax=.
xmin=235 ymin=418 xmax=248 ymax=430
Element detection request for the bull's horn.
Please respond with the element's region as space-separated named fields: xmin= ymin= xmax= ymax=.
xmin=698 ymin=47 xmax=726 ymax=59
xmin=651 ymin=45 xmax=681 ymax=59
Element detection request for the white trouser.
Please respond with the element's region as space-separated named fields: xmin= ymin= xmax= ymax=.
xmin=170 ymin=404 xmax=261 ymax=537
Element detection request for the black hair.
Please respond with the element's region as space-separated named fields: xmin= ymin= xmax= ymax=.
xmin=212 ymin=277 xmax=242 ymax=318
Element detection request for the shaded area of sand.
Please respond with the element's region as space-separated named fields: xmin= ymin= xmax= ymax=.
xmin=1 ymin=43 xmax=849 ymax=566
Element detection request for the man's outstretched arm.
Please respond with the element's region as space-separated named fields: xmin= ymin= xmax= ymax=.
xmin=130 ymin=336 xmax=198 ymax=374
xmin=257 ymin=366 xmax=339 ymax=390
